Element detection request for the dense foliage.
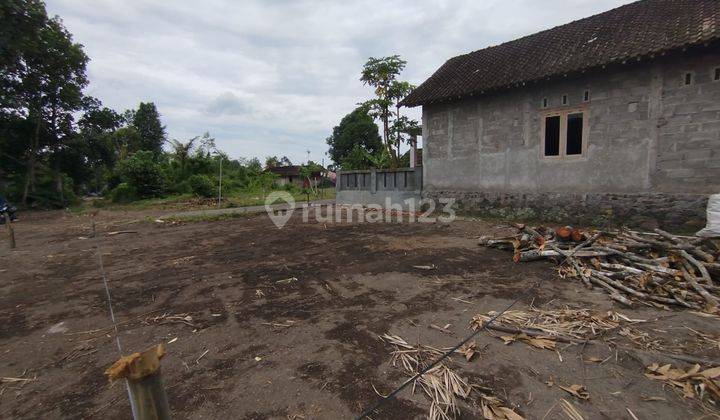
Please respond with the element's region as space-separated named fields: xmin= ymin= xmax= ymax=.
xmin=325 ymin=56 xmax=419 ymax=170
xmin=326 ymin=105 xmax=383 ymax=170
xmin=0 ymin=0 xmax=312 ymax=208
xmin=359 ymin=55 xmax=419 ymax=168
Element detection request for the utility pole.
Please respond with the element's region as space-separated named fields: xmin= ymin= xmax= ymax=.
xmin=214 ymin=149 xmax=223 ymax=208
xmin=218 ymin=156 xmax=223 ymax=208
xmin=306 ymin=149 xmax=310 ymax=165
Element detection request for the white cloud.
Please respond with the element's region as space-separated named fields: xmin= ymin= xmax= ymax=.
xmin=46 ymin=0 xmax=632 ymax=164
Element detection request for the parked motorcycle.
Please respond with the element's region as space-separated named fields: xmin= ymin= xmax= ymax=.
xmin=0 ymin=196 xmax=18 ymax=224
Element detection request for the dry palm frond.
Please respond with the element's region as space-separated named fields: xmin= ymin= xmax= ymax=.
xmin=379 ymin=334 xmax=523 ymax=420
xmin=559 ymin=398 xmax=585 ymax=420
xmin=685 ymin=327 xmax=720 ymax=351
xmin=470 ymin=307 xmax=634 ymax=340
xmin=645 ymin=363 xmax=720 ymax=412
xmin=143 ymin=312 xmax=197 ymax=328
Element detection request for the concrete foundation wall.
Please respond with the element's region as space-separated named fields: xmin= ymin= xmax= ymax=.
xmin=336 ymin=168 xmax=422 ymax=210
xmin=421 ymin=48 xmax=720 ymax=228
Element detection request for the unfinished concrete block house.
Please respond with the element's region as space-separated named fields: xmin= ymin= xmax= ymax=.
xmin=402 ymin=0 xmax=720 ymax=229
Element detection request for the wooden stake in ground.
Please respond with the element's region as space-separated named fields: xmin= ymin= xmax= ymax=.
xmin=5 ymin=212 xmax=15 ymax=249
xmin=105 ymin=344 xmax=171 ymax=420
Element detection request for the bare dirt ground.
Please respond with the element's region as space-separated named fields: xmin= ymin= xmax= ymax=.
xmin=0 ymin=208 xmax=718 ymax=419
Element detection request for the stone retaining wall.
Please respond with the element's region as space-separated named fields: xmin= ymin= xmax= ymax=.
xmin=424 ymin=190 xmax=709 ymax=231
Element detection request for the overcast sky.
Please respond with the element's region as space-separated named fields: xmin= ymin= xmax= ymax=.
xmin=45 ymin=0 xmax=632 ymax=165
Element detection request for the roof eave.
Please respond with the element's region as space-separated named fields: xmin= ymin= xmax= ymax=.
xmin=402 ymin=39 xmax=719 ymax=108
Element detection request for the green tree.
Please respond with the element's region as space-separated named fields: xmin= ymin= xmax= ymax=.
xmin=326 ymin=105 xmax=382 ymax=166
xmin=78 ymin=104 xmax=122 ymax=192
xmin=112 ymin=126 xmax=141 ymax=160
xmin=115 ymin=150 xmax=164 ymax=198
xmin=167 ymin=136 xmax=199 ymax=178
xmin=132 ymin=102 xmax=165 ymax=154
xmin=360 ymin=55 xmax=417 ymax=168
xmin=247 ymin=158 xmax=263 ymax=173
xmin=0 ymin=0 xmax=48 ymax=116
xmin=1 ymin=2 xmax=90 ymax=204
xmin=265 ymin=155 xmax=279 ymax=168
xmin=187 ymin=174 xmax=214 ymax=198
xmin=265 ymin=155 xmax=292 ymax=168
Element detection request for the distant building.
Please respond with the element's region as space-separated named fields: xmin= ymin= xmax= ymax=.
xmin=401 ymin=0 xmax=720 ymax=229
xmin=266 ymin=165 xmax=323 ymax=188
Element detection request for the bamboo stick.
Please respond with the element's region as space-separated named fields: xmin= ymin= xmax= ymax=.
xmin=105 ymin=344 xmax=171 ymax=420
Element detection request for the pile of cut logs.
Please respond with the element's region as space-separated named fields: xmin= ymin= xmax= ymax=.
xmin=479 ymin=224 xmax=720 ymax=312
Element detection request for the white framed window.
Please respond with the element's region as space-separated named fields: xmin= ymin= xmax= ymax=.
xmin=540 ymin=108 xmax=588 ymax=159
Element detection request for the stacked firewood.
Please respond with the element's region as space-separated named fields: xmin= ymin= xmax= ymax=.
xmin=479 ymin=224 xmax=720 ymax=312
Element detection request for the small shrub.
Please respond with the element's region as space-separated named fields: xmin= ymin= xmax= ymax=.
xmin=283 ymin=183 xmax=298 ymax=193
xmin=188 ymin=174 xmax=215 ymax=198
xmin=110 ymin=183 xmax=138 ymax=203
xmin=115 ymin=151 xmax=164 ymax=198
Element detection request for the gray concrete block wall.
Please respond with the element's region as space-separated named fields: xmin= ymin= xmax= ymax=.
xmin=336 ymin=168 xmax=422 ymax=210
xmin=656 ymin=52 xmax=720 ymax=193
xmin=421 ymin=48 xmax=720 ymax=228
xmin=422 ymin=49 xmax=720 ymax=196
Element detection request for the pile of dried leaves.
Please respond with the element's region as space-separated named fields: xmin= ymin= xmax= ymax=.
xmin=470 ymin=307 xmax=650 ymax=351
xmin=380 ymin=334 xmax=523 ymax=420
xmin=479 ymin=224 xmax=720 ymax=312
xmin=645 ymin=363 xmax=720 ymax=406
xmin=470 ymin=307 xmax=660 ymax=350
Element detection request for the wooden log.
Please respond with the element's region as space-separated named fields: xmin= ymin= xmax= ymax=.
xmin=599 ymin=262 xmax=644 ymax=275
xmin=624 ymin=232 xmax=693 ymax=251
xmin=703 ymin=262 xmax=720 ymax=280
xmin=654 ymin=228 xmax=714 ymax=263
xmin=679 ymin=250 xmax=714 ymax=284
xmin=679 ymin=266 xmax=719 ymax=309
xmin=677 ymin=281 xmax=720 ymax=292
xmin=590 ymin=271 xmax=645 ymax=298
xmin=591 ymin=246 xmax=659 ymax=265
xmin=587 ymin=275 xmax=633 ymax=306
xmin=589 ymin=270 xmax=692 ymax=308
xmin=667 ymin=289 xmax=700 ymax=309
xmin=4 ymin=213 xmax=15 ymax=249
xmin=547 ymin=244 xmax=592 ymax=288
xmin=632 ymin=262 xmax=681 ymax=277
xmin=566 ymin=231 xmax=603 ymax=256
xmin=515 ymin=249 xmax=612 ymax=262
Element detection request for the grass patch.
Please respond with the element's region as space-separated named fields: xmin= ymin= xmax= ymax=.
xmin=162 ymin=210 xmax=266 ymax=224
xmin=72 ymin=188 xmax=335 ymax=213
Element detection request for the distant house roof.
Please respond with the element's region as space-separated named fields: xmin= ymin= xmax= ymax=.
xmin=267 ymin=165 xmax=301 ymax=177
xmin=266 ymin=165 xmax=323 ymax=178
xmin=401 ymin=0 xmax=720 ymax=107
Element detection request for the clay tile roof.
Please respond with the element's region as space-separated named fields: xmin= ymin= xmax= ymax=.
xmin=401 ymin=0 xmax=720 ymax=107
xmin=266 ymin=165 xmax=324 ymax=178
xmin=266 ymin=165 xmax=300 ymax=176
